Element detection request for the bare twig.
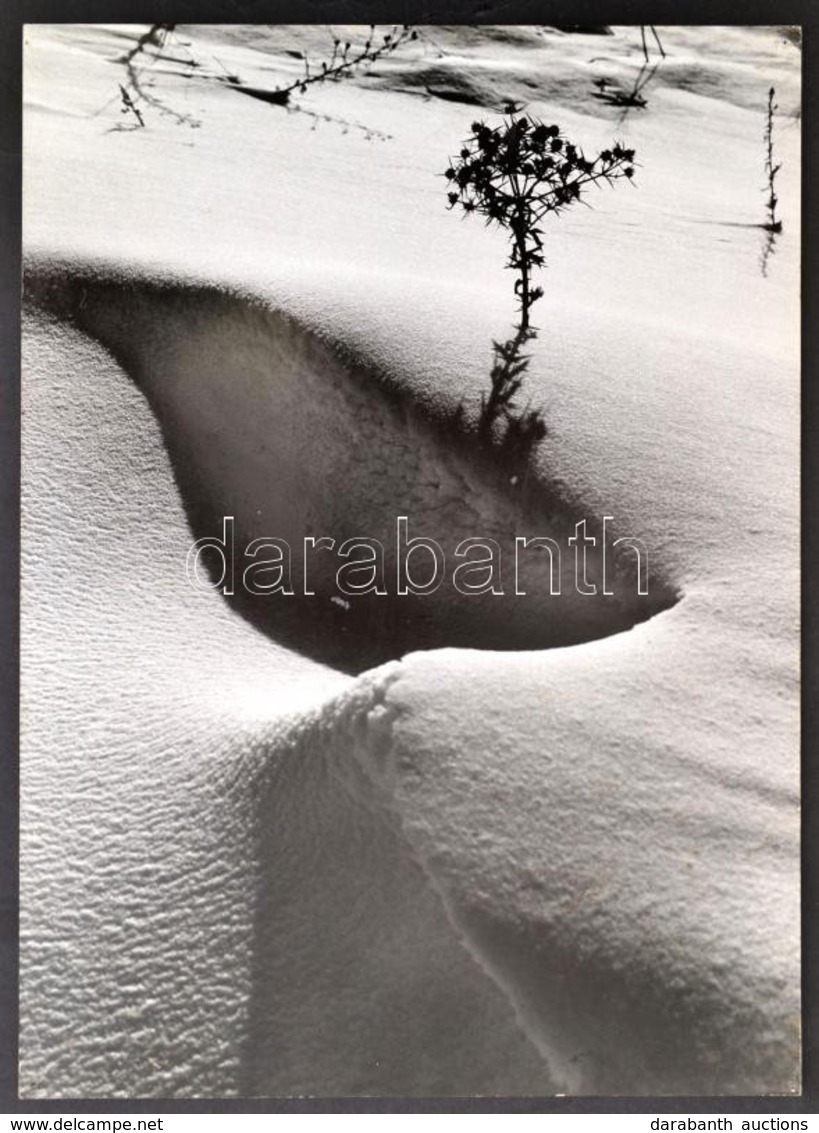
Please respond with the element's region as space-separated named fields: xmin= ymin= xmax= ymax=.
xmin=272 ymin=25 xmax=418 ymax=104
xmin=639 ymin=25 xmax=666 ymax=62
xmin=117 ymin=83 xmax=144 ymax=127
xmin=764 ymin=86 xmax=783 ymax=234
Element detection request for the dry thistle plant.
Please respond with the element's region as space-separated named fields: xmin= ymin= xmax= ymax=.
xmin=445 ymin=103 xmax=636 ymax=453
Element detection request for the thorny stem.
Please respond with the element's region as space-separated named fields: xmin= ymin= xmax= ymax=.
xmin=511 ymin=208 xmax=532 ymax=332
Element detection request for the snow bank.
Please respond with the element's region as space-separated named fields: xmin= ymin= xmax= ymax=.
xmin=21 ymin=307 xmax=552 ymax=1098
xmin=25 ymin=263 xmax=676 ymax=675
xmin=322 ymin=641 xmax=798 ymax=1096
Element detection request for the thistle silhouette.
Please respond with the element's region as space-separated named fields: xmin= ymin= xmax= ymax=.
xmin=445 ymin=103 xmax=636 ymax=457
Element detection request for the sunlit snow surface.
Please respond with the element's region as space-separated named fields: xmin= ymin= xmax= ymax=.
xmin=21 ymin=24 xmax=800 ymax=1097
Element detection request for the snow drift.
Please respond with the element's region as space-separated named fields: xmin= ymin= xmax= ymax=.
xmin=25 ymin=263 xmax=677 ymax=674
xmin=21 ymin=305 xmax=552 ymax=1098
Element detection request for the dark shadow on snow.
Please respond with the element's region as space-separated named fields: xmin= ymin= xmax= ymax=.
xmin=25 ymin=267 xmax=681 ymax=676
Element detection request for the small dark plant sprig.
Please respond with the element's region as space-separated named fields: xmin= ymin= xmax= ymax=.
xmin=594 ymin=60 xmax=659 ymax=111
xmin=444 ymin=105 xmax=635 ymax=453
xmin=593 ymin=27 xmax=665 ymax=114
xmin=117 ymin=83 xmax=145 ymax=128
xmin=272 ymin=25 xmax=418 ymax=104
xmin=103 ymin=24 xmax=201 ymax=129
xmin=764 ymin=86 xmax=783 ymax=234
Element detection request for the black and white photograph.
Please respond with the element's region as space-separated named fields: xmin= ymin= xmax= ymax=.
xmin=18 ymin=20 xmax=801 ymax=1100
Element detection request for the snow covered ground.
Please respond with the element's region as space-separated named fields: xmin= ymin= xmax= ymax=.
xmin=21 ymin=24 xmax=800 ymax=1097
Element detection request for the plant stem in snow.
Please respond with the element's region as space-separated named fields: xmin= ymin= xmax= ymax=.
xmin=764 ymin=86 xmax=783 ymax=233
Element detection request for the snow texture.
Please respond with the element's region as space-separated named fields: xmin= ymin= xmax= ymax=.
xmin=21 ymin=24 xmax=800 ymax=1096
